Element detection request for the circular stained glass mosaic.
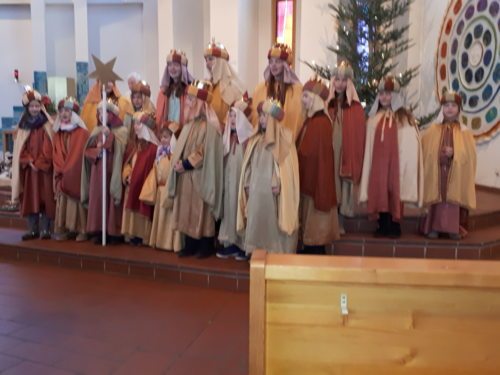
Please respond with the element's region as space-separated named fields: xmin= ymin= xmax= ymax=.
xmin=436 ymin=0 xmax=499 ymax=143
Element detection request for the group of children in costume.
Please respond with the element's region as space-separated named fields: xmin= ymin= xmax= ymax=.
xmin=11 ymin=41 xmax=477 ymax=260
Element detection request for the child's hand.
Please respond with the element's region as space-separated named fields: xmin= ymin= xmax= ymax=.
xmin=29 ymin=161 xmax=38 ymax=172
xmin=444 ymin=146 xmax=453 ymax=157
xmin=174 ymin=160 xmax=185 ymax=173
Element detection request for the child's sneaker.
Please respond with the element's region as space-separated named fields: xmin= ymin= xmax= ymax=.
xmin=235 ymin=250 xmax=249 ymax=261
xmin=216 ymin=245 xmax=239 ymax=259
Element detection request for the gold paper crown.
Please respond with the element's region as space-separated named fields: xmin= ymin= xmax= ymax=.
xmin=131 ymin=81 xmax=151 ymax=97
xmin=377 ymin=75 xmax=400 ymax=93
xmin=303 ymin=76 xmax=329 ymax=101
xmin=268 ymin=43 xmax=293 ymax=65
xmin=259 ymin=98 xmax=285 ymax=121
xmin=186 ymin=80 xmax=213 ymax=103
xmin=204 ymin=38 xmax=229 ymax=60
xmin=57 ymin=96 xmax=80 ymax=114
xmin=331 ymin=61 xmax=354 ymax=80
xmin=167 ymin=49 xmax=188 ymax=66
xmin=440 ymin=87 xmax=462 ymax=108
xmin=232 ymin=92 xmax=253 ymax=118
xmin=21 ymin=88 xmax=42 ymax=107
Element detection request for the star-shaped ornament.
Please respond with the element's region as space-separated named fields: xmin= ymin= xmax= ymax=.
xmin=88 ymin=55 xmax=122 ymax=83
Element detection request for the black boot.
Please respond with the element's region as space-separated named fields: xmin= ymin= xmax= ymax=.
xmin=196 ymin=237 xmax=215 ymax=259
xmin=177 ymin=236 xmax=198 ymax=258
xmin=302 ymin=245 xmax=326 ymax=255
xmin=388 ymin=217 xmax=401 ymax=239
xmin=374 ymin=213 xmax=390 ymax=238
xmin=39 ymin=213 xmax=51 ymax=239
xmin=22 ymin=214 xmax=39 ymax=241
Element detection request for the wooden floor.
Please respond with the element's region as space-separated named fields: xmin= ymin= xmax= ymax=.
xmin=0 ymin=262 xmax=248 ymax=375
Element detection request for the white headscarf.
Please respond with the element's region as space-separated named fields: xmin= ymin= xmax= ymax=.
xmin=222 ymin=107 xmax=254 ymax=155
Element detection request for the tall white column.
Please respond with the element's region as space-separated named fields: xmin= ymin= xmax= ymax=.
xmin=30 ymin=0 xmax=46 ymax=72
xmin=73 ymin=0 xmax=88 ymax=63
xmin=143 ymin=0 xmax=159 ymax=98
xmin=209 ymin=0 xmax=238 ymax=71
xmin=238 ymin=0 xmax=260 ymax=91
xmin=30 ymin=0 xmax=47 ymax=93
xmin=157 ymin=0 xmax=174 ymax=87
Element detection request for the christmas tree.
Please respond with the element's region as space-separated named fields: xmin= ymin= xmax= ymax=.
xmin=306 ymin=0 xmax=438 ymax=124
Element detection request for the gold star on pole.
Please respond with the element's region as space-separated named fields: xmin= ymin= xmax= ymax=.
xmin=88 ymin=55 xmax=122 ymax=83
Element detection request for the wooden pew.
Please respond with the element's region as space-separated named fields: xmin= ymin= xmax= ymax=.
xmin=249 ymin=250 xmax=500 ymax=374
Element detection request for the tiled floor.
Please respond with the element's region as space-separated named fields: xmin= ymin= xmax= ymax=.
xmin=0 ymin=262 xmax=248 ymax=374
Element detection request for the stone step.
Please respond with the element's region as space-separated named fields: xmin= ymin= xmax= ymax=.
xmin=332 ymin=226 xmax=500 ymax=260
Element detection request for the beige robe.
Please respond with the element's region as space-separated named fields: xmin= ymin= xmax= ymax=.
xmin=54 ymin=194 xmax=87 ymax=235
xmin=300 ymin=194 xmax=340 ymax=246
xmin=237 ymin=131 xmax=299 ymax=254
xmin=333 ymin=107 xmax=359 ymax=217
xmin=422 ymin=123 xmax=476 ymax=210
xmin=167 ymin=117 xmax=224 ymax=239
xmin=147 ymin=155 xmax=183 ymax=251
xmin=218 ymin=142 xmax=245 ymax=249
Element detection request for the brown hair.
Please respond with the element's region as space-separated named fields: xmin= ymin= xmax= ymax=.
xmin=266 ymin=75 xmax=290 ymax=106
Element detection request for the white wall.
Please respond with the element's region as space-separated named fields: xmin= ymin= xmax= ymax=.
xmin=407 ymin=0 xmax=500 ymax=189
xmin=45 ymin=4 xmax=75 ymax=78
xmin=172 ymin=0 xmax=208 ymax=81
xmin=87 ymin=3 xmax=144 ymax=96
xmin=296 ymin=0 xmax=338 ymax=83
xmin=0 ymin=4 xmax=32 ymax=120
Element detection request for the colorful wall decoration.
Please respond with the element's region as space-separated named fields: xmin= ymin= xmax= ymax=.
xmin=436 ymin=0 xmax=499 ymax=144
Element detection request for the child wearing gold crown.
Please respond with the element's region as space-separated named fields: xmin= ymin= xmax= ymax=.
xmin=11 ymin=89 xmax=55 ymax=240
xmin=121 ymin=113 xmax=159 ymax=246
xmin=81 ymin=100 xmax=129 ymax=244
xmin=53 ymin=97 xmax=89 ymax=242
xmin=328 ymin=62 xmax=366 ymax=224
xmin=297 ymin=78 xmax=340 ymax=254
xmin=421 ymin=89 xmax=476 ymax=240
xmin=359 ymin=76 xmax=423 ymax=238
xmin=167 ymin=80 xmax=224 ymax=258
xmin=204 ymin=40 xmax=245 ymax=131
xmin=252 ymin=43 xmax=303 ymax=140
xmin=155 ymin=49 xmax=193 ymax=138
xmin=146 ymin=125 xmax=183 ymax=252
xmin=237 ymin=99 xmax=300 ymax=255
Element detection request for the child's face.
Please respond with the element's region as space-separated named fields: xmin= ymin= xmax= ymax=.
xmin=334 ymin=76 xmax=348 ymax=93
xmin=160 ymin=131 xmax=171 ymax=147
xmin=59 ymin=107 xmax=72 ymax=123
xmin=379 ymin=90 xmax=392 ymax=108
xmin=131 ymin=92 xmax=143 ymax=110
xmin=259 ymin=111 xmax=268 ymax=129
xmin=269 ymin=57 xmax=285 ymax=78
xmin=128 ymin=77 xmax=137 ymax=90
xmin=443 ymin=102 xmax=459 ymax=120
xmin=28 ymin=101 xmax=41 ymax=117
xmin=301 ymin=91 xmax=313 ymax=110
xmin=229 ymin=110 xmax=237 ymax=129
xmin=168 ymin=62 xmax=182 ymax=80
xmin=105 ymin=81 xmax=114 ymax=94
xmin=205 ymin=56 xmax=216 ymax=74
xmin=185 ymin=94 xmax=196 ymax=109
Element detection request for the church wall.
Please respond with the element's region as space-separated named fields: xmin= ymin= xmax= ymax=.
xmin=87 ymin=3 xmax=144 ymax=96
xmin=45 ymin=4 xmax=75 ymax=79
xmin=0 ymin=4 xmax=33 ymax=120
xmin=0 ymin=0 xmax=498 ymax=188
